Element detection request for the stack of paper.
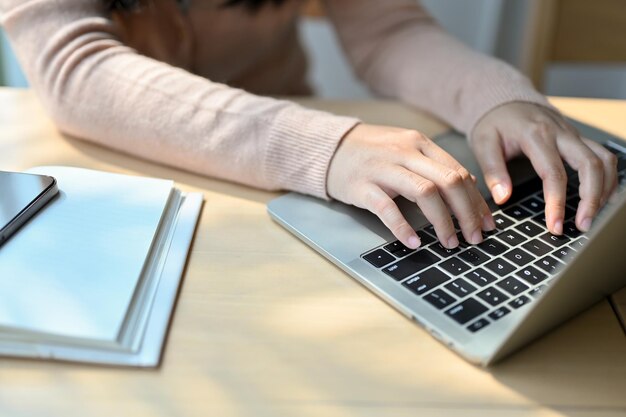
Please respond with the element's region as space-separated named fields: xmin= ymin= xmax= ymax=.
xmin=0 ymin=166 xmax=203 ymax=366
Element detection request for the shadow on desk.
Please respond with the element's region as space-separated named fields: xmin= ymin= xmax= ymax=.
xmin=490 ymin=300 xmax=626 ymax=414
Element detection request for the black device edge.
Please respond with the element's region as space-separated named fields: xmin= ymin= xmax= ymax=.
xmin=0 ymin=175 xmax=59 ymax=246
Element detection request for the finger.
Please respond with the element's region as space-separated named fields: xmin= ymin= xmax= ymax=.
xmin=377 ymin=167 xmax=459 ymax=248
xmin=470 ymin=129 xmax=513 ymax=205
xmin=521 ymin=130 xmax=567 ymax=235
xmin=418 ymin=139 xmax=495 ymax=231
xmin=582 ymin=138 xmax=618 ymax=206
xmin=402 ymin=152 xmax=483 ymax=244
xmin=466 ymin=181 xmax=496 ymax=231
xmin=556 ymin=133 xmax=605 ymax=232
xmin=360 ymin=184 xmax=421 ymax=249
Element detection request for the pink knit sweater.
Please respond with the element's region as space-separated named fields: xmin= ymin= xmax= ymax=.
xmin=0 ymin=0 xmax=551 ymax=199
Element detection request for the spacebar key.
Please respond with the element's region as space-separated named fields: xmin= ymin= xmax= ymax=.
xmin=383 ymin=249 xmax=440 ymax=281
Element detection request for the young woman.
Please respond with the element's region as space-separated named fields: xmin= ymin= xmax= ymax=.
xmin=1 ymin=0 xmax=617 ymax=250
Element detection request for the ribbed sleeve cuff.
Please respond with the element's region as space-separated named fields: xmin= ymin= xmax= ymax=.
xmin=264 ymin=105 xmax=360 ymax=200
xmin=464 ymin=61 xmax=559 ymax=138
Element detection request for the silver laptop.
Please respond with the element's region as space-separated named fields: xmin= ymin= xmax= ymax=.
xmin=267 ymin=119 xmax=626 ymax=366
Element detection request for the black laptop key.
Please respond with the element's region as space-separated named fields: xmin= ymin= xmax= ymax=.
xmin=502 ymin=176 xmax=543 ymax=207
xmin=497 ymin=277 xmax=529 ymax=296
xmin=563 ymin=221 xmax=582 ymax=239
xmin=395 ymin=247 xmax=413 ymax=257
xmin=496 ymin=230 xmax=526 ymax=247
xmin=534 ymin=255 xmax=564 ymax=274
xmin=568 ymin=174 xmax=580 ymax=188
xmin=489 ymin=306 xmax=511 ymax=321
xmin=477 ymin=286 xmax=509 ymax=306
xmin=445 ymin=298 xmax=488 ymax=325
xmin=439 ymin=257 xmax=471 ymax=276
xmin=416 ymin=230 xmax=436 ymax=246
xmin=467 ymin=318 xmax=490 ymax=333
xmin=553 ymin=246 xmax=577 ymax=262
xmin=509 ymin=295 xmax=532 ymax=309
xmin=516 ymin=265 xmax=548 ymax=285
xmin=521 ymin=197 xmax=543 ymax=213
xmin=503 ymin=205 xmax=533 ymax=221
xmin=465 ymin=268 xmax=498 ymax=287
xmin=363 ymin=249 xmax=395 ymax=268
xmin=423 ymin=289 xmax=456 ymax=310
xmin=516 ymin=221 xmax=544 ymax=238
xmin=445 ymin=278 xmax=477 ymax=297
xmin=565 ymin=185 xmax=580 ymax=202
xmin=492 ymin=213 xmax=514 ymax=230
xmin=403 ymin=267 xmax=450 ymax=295
xmin=458 ymin=248 xmax=489 ymax=266
xmin=532 ymin=213 xmax=547 ymax=226
xmin=521 ymin=239 xmax=552 ymax=256
xmin=383 ymin=249 xmax=441 ymax=281
xmin=383 ymin=241 xmax=412 ymax=257
xmin=566 ymin=196 xmax=580 ymax=211
xmin=429 ymin=242 xmax=460 ymax=258
xmin=477 ymin=238 xmax=509 ymax=256
xmin=539 ymin=232 xmax=570 ymax=248
xmin=504 ymin=248 xmax=534 ymax=267
xmin=564 ymin=205 xmax=576 ymax=221
xmin=423 ymin=224 xmax=437 ymax=237
xmin=484 ymin=258 xmax=516 ymax=277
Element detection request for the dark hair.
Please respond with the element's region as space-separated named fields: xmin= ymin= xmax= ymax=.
xmin=106 ymin=0 xmax=286 ymax=12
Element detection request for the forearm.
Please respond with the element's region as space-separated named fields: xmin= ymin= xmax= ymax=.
xmin=1 ymin=0 xmax=359 ymax=198
xmin=325 ymin=0 xmax=552 ymax=135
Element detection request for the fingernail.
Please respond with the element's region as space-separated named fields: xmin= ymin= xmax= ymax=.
xmin=408 ymin=235 xmax=420 ymax=249
xmin=447 ymin=235 xmax=459 ymax=249
xmin=492 ymin=183 xmax=508 ymax=204
xmin=553 ymin=220 xmax=563 ymax=235
xmin=580 ymin=217 xmax=592 ymax=232
xmin=471 ymin=230 xmax=483 ymax=245
xmin=482 ymin=213 xmax=496 ymax=231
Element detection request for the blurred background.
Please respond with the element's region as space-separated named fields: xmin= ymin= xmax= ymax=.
xmin=1 ymin=0 xmax=625 ymax=98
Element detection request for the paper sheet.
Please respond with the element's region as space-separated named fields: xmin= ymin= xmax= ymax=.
xmin=0 ymin=167 xmax=173 ymax=342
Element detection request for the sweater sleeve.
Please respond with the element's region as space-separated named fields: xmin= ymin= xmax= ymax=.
xmin=324 ymin=0 xmax=555 ymax=136
xmin=0 ymin=0 xmax=359 ymax=199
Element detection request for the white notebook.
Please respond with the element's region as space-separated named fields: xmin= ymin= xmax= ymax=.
xmin=0 ymin=166 xmax=203 ymax=366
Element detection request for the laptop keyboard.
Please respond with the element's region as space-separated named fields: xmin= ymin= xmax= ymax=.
xmin=362 ymin=142 xmax=626 ymax=333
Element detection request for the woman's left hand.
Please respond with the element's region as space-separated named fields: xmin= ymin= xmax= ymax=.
xmin=470 ymin=102 xmax=618 ymax=235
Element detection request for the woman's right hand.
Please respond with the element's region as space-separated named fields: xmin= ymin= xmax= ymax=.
xmin=327 ymin=123 xmax=496 ymax=250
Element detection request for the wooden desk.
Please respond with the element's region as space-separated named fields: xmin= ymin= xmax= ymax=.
xmin=0 ymin=88 xmax=624 ymax=417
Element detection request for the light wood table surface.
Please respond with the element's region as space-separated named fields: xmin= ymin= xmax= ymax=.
xmin=0 ymin=88 xmax=624 ymax=417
